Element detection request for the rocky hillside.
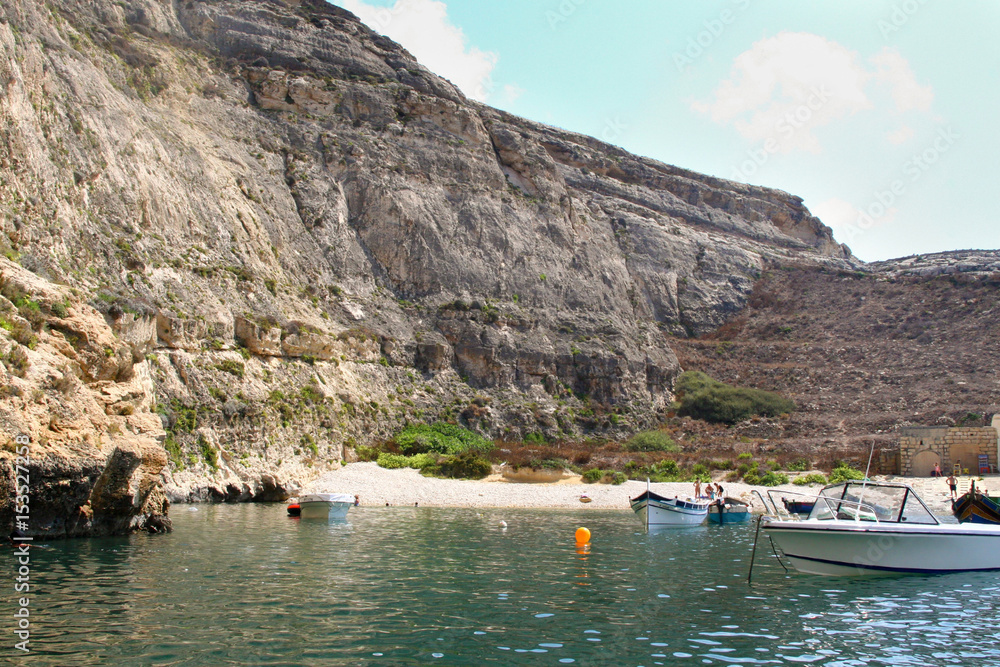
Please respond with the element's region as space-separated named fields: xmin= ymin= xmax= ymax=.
xmin=1 ymin=0 xmax=866 ymax=536
xmin=673 ymin=261 xmax=1000 ymax=458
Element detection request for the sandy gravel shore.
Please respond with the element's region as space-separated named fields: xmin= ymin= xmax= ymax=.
xmin=307 ymin=462 xmax=977 ymax=516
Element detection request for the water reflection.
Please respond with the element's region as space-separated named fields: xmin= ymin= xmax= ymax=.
xmin=9 ymin=506 xmax=1000 ymax=665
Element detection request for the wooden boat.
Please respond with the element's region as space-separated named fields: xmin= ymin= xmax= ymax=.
xmin=630 ymin=485 xmax=709 ymax=527
xmin=708 ymin=497 xmax=751 ymax=524
xmin=953 ymin=484 xmax=1000 ymax=524
xmin=759 ymin=481 xmax=1000 ymax=576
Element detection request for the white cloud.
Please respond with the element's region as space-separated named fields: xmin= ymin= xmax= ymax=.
xmin=339 ymin=0 xmax=498 ymax=102
xmin=887 ymin=125 xmax=915 ymax=145
xmin=694 ymin=32 xmax=934 ymax=153
xmin=499 ymin=84 xmax=525 ymax=106
xmin=870 ymin=47 xmax=934 ymax=113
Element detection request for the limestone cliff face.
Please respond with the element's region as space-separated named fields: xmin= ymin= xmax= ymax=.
xmin=0 ymin=0 xmax=855 ymax=533
xmin=0 ymin=259 xmax=169 ymax=536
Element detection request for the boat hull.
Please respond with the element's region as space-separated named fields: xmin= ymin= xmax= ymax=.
xmin=764 ymin=519 xmax=1000 ymax=575
xmin=708 ymin=504 xmax=751 ymax=524
xmin=630 ymin=491 xmax=708 ymax=527
xmin=298 ymin=493 xmax=354 ymax=521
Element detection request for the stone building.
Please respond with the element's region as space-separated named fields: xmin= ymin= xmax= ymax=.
xmin=898 ymin=415 xmax=1000 ymax=477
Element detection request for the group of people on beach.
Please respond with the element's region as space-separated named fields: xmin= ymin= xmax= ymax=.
xmin=693 ymin=480 xmax=725 ymax=500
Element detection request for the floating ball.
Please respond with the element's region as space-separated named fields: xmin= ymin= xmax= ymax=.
xmin=575 ymin=527 xmax=591 ymax=545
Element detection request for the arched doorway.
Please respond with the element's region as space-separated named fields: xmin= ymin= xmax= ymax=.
xmin=910 ymin=449 xmax=941 ymax=477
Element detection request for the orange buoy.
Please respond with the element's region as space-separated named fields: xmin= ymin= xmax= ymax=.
xmin=575 ymin=526 xmax=591 ymax=545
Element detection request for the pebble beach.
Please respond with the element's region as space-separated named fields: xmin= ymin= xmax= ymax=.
xmin=307 ymin=462 xmax=972 ymax=516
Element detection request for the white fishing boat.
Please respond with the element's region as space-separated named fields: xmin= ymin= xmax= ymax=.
xmin=630 ymin=484 xmax=710 ymax=527
xmin=758 ymin=481 xmax=1000 ymax=576
xmin=297 ymin=493 xmax=355 ymax=521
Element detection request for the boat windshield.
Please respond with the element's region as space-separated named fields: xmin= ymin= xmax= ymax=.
xmin=809 ymin=483 xmax=938 ymax=525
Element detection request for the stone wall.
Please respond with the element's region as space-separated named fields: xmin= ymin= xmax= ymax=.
xmin=899 ymin=424 xmax=999 ymax=477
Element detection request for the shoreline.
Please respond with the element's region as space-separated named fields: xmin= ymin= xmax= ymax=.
xmin=302 ymin=462 xmax=973 ymax=516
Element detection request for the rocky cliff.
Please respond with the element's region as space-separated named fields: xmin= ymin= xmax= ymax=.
xmin=0 ymin=0 xmax=858 ymax=536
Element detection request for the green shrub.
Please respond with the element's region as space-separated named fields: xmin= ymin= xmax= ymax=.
xmin=759 ymin=471 xmax=790 ymax=486
xmin=524 ymin=432 xmax=546 ymax=445
xmin=624 ymin=430 xmax=678 ymax=452
xmin=674 ymin=371 xmax=794 ymax=424
xmin=394 ymin=422 xmax=493 ymax=456
xmin=610 ymin=471 xmax=627 ymax=485
xmin=377 ymin=452 xmax=410 ymax=469
xmin=786 ymin=458 xmax=811 ymax=472
xmin=407 ymin=453 xmax=438 ymax=470
xmin=793 ymin=473 xmax=828 ymax=486
xmin=737 ymin=452 xmax=753 ymax=460
xmin=198 ymin=435 xmax=218 ymax=472
xmin=582 ymin=468 xmax=604 ymax=483
xmin=829 ymin=464 xmax=865 ymax=484
xmin=164 ymin=434 xmax=184 ymax=469
xmin=435 ymin=451 xmax=492 ymax=479
xmin=355 ymin=445 xmax=379 ymax=462
xmin=743 ymin=471 xmax=761 ymax=485
xmin=654 ymin=459 xmax=679 ymax=476
xmin=691 ymin=463 xmax=708 ymax=477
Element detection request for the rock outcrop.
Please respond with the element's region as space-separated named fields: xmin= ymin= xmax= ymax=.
xmin=0 ymin=0 xmax=866 ymax=535
xmin=0 ymin=259 xmax=169 ymax=537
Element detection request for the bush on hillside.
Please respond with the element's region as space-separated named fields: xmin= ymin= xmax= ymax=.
xmin=759 ymin=471 xmax=790 ymax=487
xmin=429 ymin=451 xmax=493 ymax=479
xmin=793 ymin=473 xmax=828 ymax=486
xmin=674 ymin=371 xmax=795 ymax=425
xmin=828 ymin=463 xmax=865 ymax=484
xmin=394 ymin=422 xmax=493 ymax=456
xmin=624 ymin=430 xmax=679 ymax=452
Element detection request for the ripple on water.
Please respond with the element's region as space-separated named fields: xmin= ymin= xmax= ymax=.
xmin=19 ymin=506 xmax=1000 ymax=665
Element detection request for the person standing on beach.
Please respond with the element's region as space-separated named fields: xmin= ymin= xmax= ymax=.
xmin=946 ymin=473 xmax=958 ymax=500
xmin=694 ymin=480 xmax=702 ymax=499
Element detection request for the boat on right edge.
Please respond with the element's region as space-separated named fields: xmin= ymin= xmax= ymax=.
xmin=952 ymin=481 xmax=1000 ymax=524
xmin=757 ymin=481 xmax=1000 ymax=576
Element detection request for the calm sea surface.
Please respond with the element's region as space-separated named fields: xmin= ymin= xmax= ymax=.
xmin=7 ymin=504 xmax=1000 ymax=666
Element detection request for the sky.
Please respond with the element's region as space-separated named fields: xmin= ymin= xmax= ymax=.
xmin=331 ymin=0 xmax=1000 ymax=262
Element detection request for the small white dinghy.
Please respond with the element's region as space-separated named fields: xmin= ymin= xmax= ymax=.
xmin=297 ymin=493 xmax=355 ymax=521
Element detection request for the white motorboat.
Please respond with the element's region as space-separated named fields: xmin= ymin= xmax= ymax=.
xmin=630 ymin=486 xmax=710 ymax=527
xmin=297 ymin=493 xmax=355 ymax=521
xmin=759 ymin=481 xmax=1000 ymax=576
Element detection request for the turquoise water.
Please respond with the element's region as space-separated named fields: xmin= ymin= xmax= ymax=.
xmin=7 ymin=504 xmax=1000 ymax=665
